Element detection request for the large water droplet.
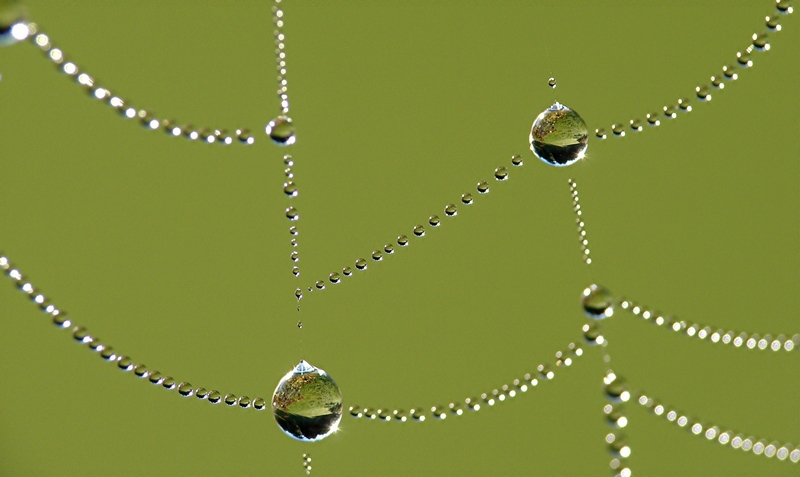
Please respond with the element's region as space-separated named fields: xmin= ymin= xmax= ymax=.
xmin=582 ymin=284 xmax=614 ymax=319
xmin=529 ymin=102 xmax=588 ymax=167
xmin=266 ymin=115 xmax=296 ymax=146
xmin=272 ymin=360 xmax=343 ymax=442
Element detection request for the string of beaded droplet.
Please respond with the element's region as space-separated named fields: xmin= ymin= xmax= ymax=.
xmin=636 ymin=392 xmax=800 ymax=463
xmin=283 ymin=154 xmax=302 ymax=280
xmin=273 ymin=0 xmax=290 ymax=115
xmin=302 ymin=454 xmax=312 ymax=475
xmin=594 ymin=1 xmax=792 ymax=140
xmin=567 ymin=179 xmax=592 ymax=265
xmin=295 ymin=154 xmax=523 ymax=300
xmin=618 ymin=297 xmax=799 ymax=351
xmin=0 ymin=253 xmax=268 ymax=411
xmin=347 ymin=338 xmax=582 ymax=423
xmin=23 ymin=25 xmax=256 ymax=146
xmin=600 ymin=341 xmax=633 ymax=477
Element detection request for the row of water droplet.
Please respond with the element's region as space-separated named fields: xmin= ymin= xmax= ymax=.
xmin=18 ymin=26 xmax=258 ymax=146
xmin=0 ymin=254 xmax=269 ymax=411
xmin=348 ymin=339 xmax=583 ymax=422
xmin=595 ymin=6 xmax=791 ymax=140
xmin=283 ymin=154 xmax=303 ymax=282
xmin=637 ymin=391 xmax=800 ymax=463
xmin=293 ymin=154 xmax=523 ymax=302
xmin=272 ymin=0 xmax=290 ymax=115
xmin=619 ymin=297 xmax=800 ymax=351
xmin=568 ymin=179 xmax=592 ymax=265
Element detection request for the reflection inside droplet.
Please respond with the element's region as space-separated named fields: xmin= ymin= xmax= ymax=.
xmin=272 ymin=360 xmax=343 ymax=442
xmin=581 ymin=284 xmax=614 ymax=319
xmin=265 ymin=115 xmax=296 ymax=146
xmin=529 ymin=102 xmax=588 ymax=167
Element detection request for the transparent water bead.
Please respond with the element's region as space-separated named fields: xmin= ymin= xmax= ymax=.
xmin=529 ymin=102 xmax=588 ymax=167
xmin=272 ymin=360 xmax=343 ymax=442
xmin=548 ymin=77 xmax=557 ymax=88
xmin=265 ymin=115 xmax=296 ymax=146
xmin=582 ymin=284 xmax=614 ymax=319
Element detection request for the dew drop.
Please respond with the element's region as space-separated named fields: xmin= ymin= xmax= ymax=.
xmin=283 ymin=155 xmax=294 ymax=166
xmin=695 ymin=85 xmax=711 ymax=101
xmin=297 ymin=321 xmax=303 ymax=329
xmin=710 ymin=76 xmax=724 ymax=89
xmin=582 ymin=323 xmax=605 ymax=345
xmin=178 ymin=382 xmax=194 ymax=397
xmin=295 ymin=288 xmax=303 ymax=300
xmin=678 ymin=98 xmax=692 ymax=112
xmin=629 ymin=119 xmax=642 ymax=132
xmin=289 ymin=226 xmax=298 ymax=236
xmin=511 ymin=154 xmax=524 ymax=166
xmin=272 ymin=360 xmax=343 ymax=442
xmin=355 ymin=258 xmax=368 ymax=270
xmin=461 ymin=193 xmax=474 ymax=205
xmin=265 ymin=115 xmax=296 ymax=146
xmin=736 ymin=52 xmax=753 ymax=68
xmin=224 ymin=393 xmax=237 ymax=406
xmin=444 ymin=204 xmax=457 ymax=216
xmin=722 ymin=65 xmax=738 ymax=80
xmin=777 ymin=1 xmax=793 ymax=14
xmin=342 ymin=267 xmax=353 ymax=276
xmin=529 ymin=102 xmax=589 ymax=167
xmin=646 ymin=112 xmax=660 ymax=126
xmin=371 ymin=250 xmax=383 ymax=261
xmin=284 ymin=182 xmax=298 ymax=197
xmin=663 ymin=105 xmax=678 ymax=119
xmin=290 ymin=251 xmax=299 ymax=262
xmin=0 ymin=8 xmax=29 ymax=47
xmin=611 ymin=124 xmax=625 ymax=137
xmin=582 ymin=284 xmax=614 ymax=319
xmin=429 ymin=215 xmax=440 ymax=227
xmin=752 ymin=32 xmax=770 ymax=51
xmin=383 ymin=244 xmax=394 ymax=254
xmin=595 ymin=128 xmax=607 ymax=140
xmin=413 ymin=225 xmax=426 ymax=237
xmin=547 ymin=77 xmax=557 ymax=88
xmin=494 ymin=166 xmax=508 ymax=181
xmin=315 ymin=280 xmax=325 ymax=290
xmin=476 ymin=181 xmax=490 ymax=194
xmin=292 ymin=266 xmax=300 ymax=277
xmin=285 ymin=207 xmax=299 ymax=221
xmin=236 ymin=128 xmax=254 ymax=145
xmin=207 ymin=390 xmax=222 ymax=404
xmin=397 ymin=235 xmax=409 ymax=246
xmin=329 ymin=272 xmax=340 ymax=284
xmin=765 ymin=15 xmax=782 ymax=31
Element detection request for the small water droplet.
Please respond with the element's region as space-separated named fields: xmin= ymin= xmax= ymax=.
xmin=236 ymin=128 xmax=254 ymax=144
xmin=494 ymin=166 xmax=508 ymax=181
xmin=265 ymin=115 xmax=296 ymax=145
xmin=611 ymin=124 xmax=625 ymax=137
xmin=272 ymin=361 xmax=343 ymax=442
xmin=397 ymin=235 xmax=409 ymax=246
xmin=284 ymin=181 xmax=298 ymax=197
xmin=178 ymin=382 xmax=194 ymax=397
xmin=355 ymin=258 xmax=368 ymax=270
xmin=290 ymin=251 xmax=299 ymax=262
xmin=646 ymin=112 xmax=660 ymax=126
xmin=476 ymin=181 xmax=490 ymax=194
xmin=383 ymin=244 xmax=394 ymax=254
xmin=224 ymin=393 xmax=237 ymax=406
xmin=629 ymin=119 xmax=642 ymax=132
xmin=315 ymin=280 xmax=325 ymax=290
xmin=736 ymin=51 xmax=753 ymax=68
xmin=292 ymin=266 xmax=300 ymax=277
xmin=582 ymin=323 xmax=605 ymax=345
xmin=529 ymin=102 xmax=589 ymax=167
xmin=765 ymin=15 xmax=782 ymax=31
xmin=511 ymin=154 xmax=524 ymax=166
xmin=297 ymin=321 xmax=303 ymax=329
xmin=777 ymin=1 xmax=793 ymax=15
xmin=710 ymin=76 xmax=725 ymax=89
xmin=663 ymin=105 xmax=678 ymax=119
xmin=428 ymin=215 xmax=440 ymax=227
xmin=291 ymin=239 xmax=298 ymax=247
xmin=207 ymin=390 xmax=222 ymax=404
xmin=547 ymin=77 xmax=557 ymax=88
xmin=329 ymin=273 xmax=341 ymax=284
xmin=461 ymin=193 xmax=474 ymax=204
xmin=752 ymin=32 xmax=770 ymax=51
xmin=289 ymin=226 xmax=298 ymax=236
xmin=722 ymin=65 xmax=738 ymax=80
xmin=582 ymin=284 xmax=614 ymax=319
xmin=444 ymin=204 xmax=457 ymax=216
xmin=342 ymin=267 xmax=353 ymax=276
xmin=295 ymin=288 xmax=303 ymax=300
xmin=677 ymin=98 xmax=692 ymax=112
xmin=371 ymin=250 xmax=383 ymax=261
xmin=695 ymin=85 xmax=711 ymax=101
xmin=286 ymin=207 xmax=299 ymax=221
xmin=413 ymin=225 xmax=426 ymax=237
xmin=284 ymin=168 xmax=293 ymax=179
xmin=595 ymin=128 xmax=607 ymax=139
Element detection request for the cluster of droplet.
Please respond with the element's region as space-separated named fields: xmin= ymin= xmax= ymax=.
xmin=595 ymin=2 xmax=791 ymax=140
xmin=294 ymin=154 xmax=523 ymax=301
xmin=302 ymin=454 xmax=312 ymax=475
xmin=0 ymin=254 xmax=267 ymax=410
xmin=619 ymin=297 xmax=799 ymax=351
xmin=282 ymin=154 xmax=303 ymax=284
xmin=637 ymin=392 xmax=800 ymax=463
xmin=603 ymin=370 xmax=633 ymax=477
xmin=347 ymin=340 xmax=583 ymax=423
xmin=13 ymin=26 xmax=257 ymax=146
xmin=568 ymin=179 xmax=591 ymax=265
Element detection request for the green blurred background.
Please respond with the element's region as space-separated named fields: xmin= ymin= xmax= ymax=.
xmin=1 ymin=1 xmax=798 ymax=475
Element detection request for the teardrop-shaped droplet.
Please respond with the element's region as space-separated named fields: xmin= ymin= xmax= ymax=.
xmin=265 ymin=115 xmax=296 ymax=146
xmin=529 ymin=102 xmax=589 ymax=167
xmin=581 ymin=284 xmax=614 ymax=319
xmin=272 ymin=360 xmax=343 ymax=442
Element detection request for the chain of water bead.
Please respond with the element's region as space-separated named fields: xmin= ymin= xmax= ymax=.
xmin=567 ymin=179 xmax=592 ymax=266
xmin=636 ymin=391 xmax=800 ymax=463
xmin=347 ymin=339 xmax=582 ymax=423
xmin=302 ymin=454 xmax=312 ymax=475
xmin=0 ymin=254 xmax=270 ymax=411
xmin=283 ymin=154 xmax=302 ymax=280
xmin=618 ymin=297 xmax=800 ymax=352
xmin=23 ymin=25 xmax=256 ymax=146
xmin=294 ymin=155 xmax=523 ymax=301
xmin=594 ymin=3 xmax=792 ymax=140
xmin=273 ymin=0 xmax=290 ymax=115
